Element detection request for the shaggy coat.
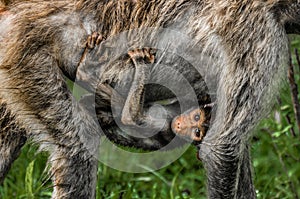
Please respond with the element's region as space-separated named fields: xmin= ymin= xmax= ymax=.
xmin=0 ymin=0 xmax=299 ymax=198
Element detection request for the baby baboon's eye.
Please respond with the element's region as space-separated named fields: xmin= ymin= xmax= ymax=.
xmin=194 ymin=128 xmax=201 ymax=137
xmin=194 ymin=114 xmax=200 ymax=121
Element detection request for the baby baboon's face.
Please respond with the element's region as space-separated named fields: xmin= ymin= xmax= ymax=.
xmin=171 ymin=108 xmax=209 ymax=143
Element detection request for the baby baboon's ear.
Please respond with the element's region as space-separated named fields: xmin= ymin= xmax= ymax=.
xmin=273 ymin=2 xmax=300 ymax=34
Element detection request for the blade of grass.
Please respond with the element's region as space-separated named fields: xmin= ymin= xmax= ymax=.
xmin=25 ymin=161 xmax=35 ymax=199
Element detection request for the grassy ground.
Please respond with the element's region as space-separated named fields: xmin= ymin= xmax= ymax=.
xmin=1 ymin=128 xmax=299 ymax=199
xmin=1 ymin=38 xmax=300 ymax=199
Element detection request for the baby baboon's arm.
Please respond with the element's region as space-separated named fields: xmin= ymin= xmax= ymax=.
xmin=121 ymin=48 xmax=155 ymax=126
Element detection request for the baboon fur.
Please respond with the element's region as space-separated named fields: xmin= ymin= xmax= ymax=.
xmin=0 ymin=0 xmax=300 ymax=198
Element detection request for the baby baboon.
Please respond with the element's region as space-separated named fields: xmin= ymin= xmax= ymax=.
xmin=171 ymin=106 xmax=211 ymax=143
xmin=76 ymin=29 xmax=211 ymax=148
xmin=78 ymin=33 xmax=211 ymax=149
xmin=81 ymin=82 xmax=210 ymax=150
xmin=0 ymin=0 xmax=300 ymax=199
xmin=78 ymin=30 xmax=210 ymax=131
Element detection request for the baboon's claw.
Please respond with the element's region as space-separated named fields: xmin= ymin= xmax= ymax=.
xmin=86 ymin=32 xmax=103 ymax=49
xmin=128 ymin=48 xmax=156 ymax=64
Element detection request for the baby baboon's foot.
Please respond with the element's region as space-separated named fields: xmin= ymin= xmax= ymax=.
xmin=86 ymin=32 xmax=104 ymax=49
xmin=171 ymin=107 xmax=210 ymax=143
xmin=127 ymin=48 xmax=156 ymax=64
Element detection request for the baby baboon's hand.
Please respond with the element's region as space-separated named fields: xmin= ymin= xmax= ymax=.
xmin=127 ymin=48 xmax=155 ymax=64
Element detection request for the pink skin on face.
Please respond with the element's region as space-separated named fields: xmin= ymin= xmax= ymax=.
xmin=171 ymin=108 xmax=209 ymax=142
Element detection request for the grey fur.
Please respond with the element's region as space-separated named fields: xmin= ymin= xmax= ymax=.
xmin=0 ymin=0 xmax=299 ymax=198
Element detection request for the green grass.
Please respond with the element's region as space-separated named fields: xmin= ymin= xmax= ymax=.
xmin=1 ymin=37 xmax=300 ymax=199
xmin=0 ymin=144 xmax=207 ymax=199
xmin=1 ymin=128 xmax=299 ymax=199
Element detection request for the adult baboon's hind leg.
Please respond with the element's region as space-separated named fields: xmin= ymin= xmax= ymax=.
xmin=6 ymin=54 xmax=101 ymax=198
xmin=0 ymin=102 xmax=27 ymax=183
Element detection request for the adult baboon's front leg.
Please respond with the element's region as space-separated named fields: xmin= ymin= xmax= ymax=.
xmin=235 ymin=144 xmax=256 ymax=198
xmin=197 ymin=64 xmax=272 ymax=198
xmin=198 ymin=88 xmax=257 ymax=198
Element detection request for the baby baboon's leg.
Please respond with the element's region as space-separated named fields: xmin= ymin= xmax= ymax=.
xmin=121 ymin=48 xmax=154 ymax=125
xmin=0 ymin=102 xmax=27 ymax=183
xmin=80 ymin=84 xmax=125 ymax=126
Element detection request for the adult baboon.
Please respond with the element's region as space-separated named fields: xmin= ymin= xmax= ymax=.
xmin=0 ymin=0 xmax=299 ymax=199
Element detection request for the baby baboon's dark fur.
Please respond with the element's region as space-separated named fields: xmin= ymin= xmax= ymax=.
xmin=0 ymin=0 xmax=300 ymax=198
xmin=74 ymin=21 xmax=211 ymax=149
xmin=77 ymin=37 xmax=210 ymax=150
